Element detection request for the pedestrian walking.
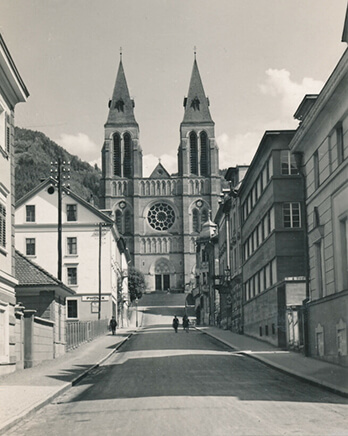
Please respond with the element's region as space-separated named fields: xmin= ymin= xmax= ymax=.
xmin=172 ymin=315 xmax=179 ymax=333
xmin=109 ymin=316 xmax=117 ymax=335
xmin=183 ymin=314 xmax=189 ymax=333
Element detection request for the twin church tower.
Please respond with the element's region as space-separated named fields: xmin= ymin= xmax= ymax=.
xmin=100 ymin=56 xmax=221 ymax=291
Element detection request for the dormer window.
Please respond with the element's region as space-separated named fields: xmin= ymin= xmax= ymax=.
xmin=115 ymin=99 xmax=125 ymax=112
xmin=191 ymin=97 xmax=200 ymax=111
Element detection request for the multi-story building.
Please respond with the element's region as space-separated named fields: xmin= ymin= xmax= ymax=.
xmin=0 ymin=34 xmax=29 ymax=375
xmin=214 ymin=166 xmax=247 ymax=332
xmin=287 ymin=11 xmax=348 ymax=365
xmin=15 ymin=179 xmax=129 ymax=322
xmin=100 ymin=56 xmax=221 ymax=291
xmin=239 ymin=131 xmax=306 ymax=347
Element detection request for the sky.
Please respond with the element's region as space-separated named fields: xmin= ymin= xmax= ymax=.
xmin=1 ymin=0 xmax=347 ymax=176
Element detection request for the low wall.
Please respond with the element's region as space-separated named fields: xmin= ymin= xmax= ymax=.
xmin=307 ymin=290 xmax=348 ymax=367
xmin=23 ymin=310 xmax=54 ymax=368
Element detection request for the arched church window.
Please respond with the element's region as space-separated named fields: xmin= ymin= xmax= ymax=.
xmin=141 ymin=239 xmax=146 ymax=254
xmin=156 ymin=181 xmax=161 ymax=196
xmin=151 ymin=238 xmax=156 ymax=253
xmin=118 ymin=182 xmax=122 ymax=195
xmin=151 ymin=181 xmax=156 ymax=196
xmin=189 ymin=180 xmax=194 ymax=195
xmin=200 ymin=131 xmax=209 ymax=176
xmin=190 ymin=132 xmax=198 ymax=175
xmin=141 ymin=182 xmax=145 ymax=196
xmin=123 ymin=181 xmax=128 ymax=195
xmin=201 ymin=208 xmax=209 ymax=226
xmin=123 ymin=133 xmax=132 ymax=178
xmin=113 ymin=182 xmax=117 ymax=196
xmin=162 ymin=181 xmax=166 ymax=195
xmin=146 ymin=238 xmax=151 ymax=253
xmin=195 ymin=180 xmax=200 ymax=194
xmin=116 ymin=210 xmax=123 ymax=234
xmin=163 ymin=238 xmax=168 ymax=253
xmin=192 ymin=208 xmax=199 ymax=233
xmin=200 ymin=180 xmax=205 ymax=195
xmin=113 ymin=133 xmax=121 ymax=177
xmin=146 ymin=181 xmax=150 ymax=195
xmin=124 ymin=209 xmax=132 ymax=234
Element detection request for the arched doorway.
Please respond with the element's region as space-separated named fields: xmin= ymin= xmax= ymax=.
xmin=153 ymin=259 xmax=173 ymax=291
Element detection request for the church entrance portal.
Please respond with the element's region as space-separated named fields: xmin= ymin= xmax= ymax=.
xmin=155 ymin=274 xmax=170 ymax=291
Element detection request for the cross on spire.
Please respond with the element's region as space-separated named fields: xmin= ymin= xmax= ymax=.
xmin=120 ymin=47 xmax=122 ymax=60
xmin=194 ymin=46 xmax=197 ymax=60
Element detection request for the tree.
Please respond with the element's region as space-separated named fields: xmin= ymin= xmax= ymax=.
xmin=128 ymin=267 xmax=146 ymax=302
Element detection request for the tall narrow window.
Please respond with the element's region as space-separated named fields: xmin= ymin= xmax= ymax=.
xmin=0 ymin=203 xmax=6 ymax=249
xmin=123 ymin=133 xmax=132 ymax=178
xmin=201 ymin=209 xmax=208 ymax=227
xmin=67 ymin=237 xmax=77 ymax=255
xmin=315 ymin=240 xmax=326 ymax=298
xmin=337 ymin=124 xmax=344 ymax=165
xmin=200 ymin=131 xmax=209 ymax=176
xmin=67 ymin=300 xmax=78 ymax=318
xmin=283 ymin=203 xmax=301 ymax=228
xmin=281 ymin=150 xmax=298 ymax=175
xmin=26 ymin=238 xmax=36 ymax=256
xmin=113 ymin=133 xmax=121 ymax=176
xmin=67 ymin=267 xmax=77 ymax=285
xmin=5 ymin=115 xmax=10 ymax=154
xmin=66 ymin=204 xmax=77 ymax=221
xmin=340 ymin=218 xmax=348 ymax=290
xmin=124 ymin=209 xmax=132 ymax=234
xmin=192 ymin=209 xmax=199 ymax=232
xmin=313 ymin=150 xmax=319 ymax=189
xmin=190 ymin=132 xmax=198 ymax=175
xmin=116 ymin=210 xmax=123 ymax=233
xmin=26 ymin=205 xmax=35 ymax=222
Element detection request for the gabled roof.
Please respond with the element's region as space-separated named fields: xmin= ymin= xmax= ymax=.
xmin=105 ymin=59 xmax=138 ymax=127
xmin=15 ymin=177 xmax=114 ymax=225
xmin=149 ymin=162 xmax=171 ymax=179
xmin=182 ymin=59 xmax=213 ymax=124
xmin=15 ymin=250 xmax=75 ymax=295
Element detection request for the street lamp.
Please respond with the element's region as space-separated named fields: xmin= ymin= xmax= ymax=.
xmin=135 ymin=297 xmax=139 ymax=327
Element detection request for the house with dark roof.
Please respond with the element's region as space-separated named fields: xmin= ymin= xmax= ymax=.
xmin=15 ymin=178 xmax=130 ymax=324
xmin=15 ymin=250 xmax=75 ymax=358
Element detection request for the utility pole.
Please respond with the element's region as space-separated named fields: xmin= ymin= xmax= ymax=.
xmin=51 ymin=159 xmax=70 ymax=281
xmin=98 ymin=222 xmax=102 ymax=320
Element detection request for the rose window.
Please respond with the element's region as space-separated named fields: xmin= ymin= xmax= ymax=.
xmin=147 ymin=203 xmax=175 ymax=231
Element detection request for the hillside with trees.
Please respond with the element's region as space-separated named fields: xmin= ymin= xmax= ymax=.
xmin=14 ymin=127 xmax=101 ymax=206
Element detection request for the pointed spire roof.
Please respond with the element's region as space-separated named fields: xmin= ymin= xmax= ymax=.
xmin=182 ymin=59 xmax=213 ymax=124
xmin=106 ymin=59 xmax=138 ymax=127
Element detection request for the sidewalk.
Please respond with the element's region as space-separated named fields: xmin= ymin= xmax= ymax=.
xmin=196 ymin=325 xmax=348 ymax=398
xmin=0 ymin=327 xmax=134 ymax=435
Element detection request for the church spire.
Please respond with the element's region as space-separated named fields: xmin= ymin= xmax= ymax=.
xmin=106 ymin=58 xmax=138 ymax=127
xmin=182 ymin=57 xmax=213 ymax=124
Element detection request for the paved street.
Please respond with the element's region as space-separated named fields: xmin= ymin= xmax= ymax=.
xmin=6 ymin=295 xmax=348 ymax=436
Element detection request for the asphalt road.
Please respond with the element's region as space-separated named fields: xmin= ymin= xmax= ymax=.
xmin=7 ymin=300 xmax=348 ymax=436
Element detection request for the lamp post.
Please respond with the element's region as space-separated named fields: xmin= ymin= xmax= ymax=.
xmin=135 ymin=297 xmax=139 ymax=327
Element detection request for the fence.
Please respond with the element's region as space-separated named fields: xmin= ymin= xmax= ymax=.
xmin=66 ymin=319 xmax=109 ymax=351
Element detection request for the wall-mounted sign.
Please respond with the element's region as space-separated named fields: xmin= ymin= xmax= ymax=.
xmin=82 ymin=295 xmax=109 ymax=302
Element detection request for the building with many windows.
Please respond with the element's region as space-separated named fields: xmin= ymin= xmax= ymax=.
xmin=0 ymin=34 xmax=29 ymax=375
xmin=100 ymin=56 xmax=221 ymax=291
xmin=15 ymin=179 xmax=129 ymax=322
xmin=239 ymin=131 xmax=306 ymax=347
xmin=287 ymin=12 xmax=348 ymax=365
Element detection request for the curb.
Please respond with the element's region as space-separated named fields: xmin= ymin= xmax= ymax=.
xmin=0 ymin=332 xmax=133 ymax=436
xmin=195 ymin=327 xmax=348 ymax=399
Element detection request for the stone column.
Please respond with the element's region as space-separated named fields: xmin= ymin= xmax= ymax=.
xmin=23 ymin=310 xmax=36 ymax=369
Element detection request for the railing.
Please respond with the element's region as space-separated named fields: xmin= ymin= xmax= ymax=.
xmin=66 ymin=319 xmax=109 ymax=352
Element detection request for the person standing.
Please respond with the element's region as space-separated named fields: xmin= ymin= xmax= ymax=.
xmin=172 ymin=315 xmax=179 ymax=333
xmin=109 ymin=316 xmax=117 ymax=335
xmin=183 ymin=314 xmax=189 ymax=333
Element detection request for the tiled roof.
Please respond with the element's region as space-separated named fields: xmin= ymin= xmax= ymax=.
xmin=15 ymin=250 xmax=74 ymax=294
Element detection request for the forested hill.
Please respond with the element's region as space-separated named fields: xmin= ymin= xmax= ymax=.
xmin=14 ymin=127 xmax=101 ymax=206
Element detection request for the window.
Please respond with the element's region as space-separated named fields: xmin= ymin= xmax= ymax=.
xmin=341 ymin=218 xmax=348 ymax=290
xmin=315 ymin=240 xmax=326 ymax=298
xmin=190 ymin=132 xmax=198 ymax=175
xmin=0 ymin=203 xmax=6 ymax=249
xmin=26 ymin=205 xmax=35 ymax=222
xmin=281 ymin=150 xmax=298 ymax=175
xmin=200 ymin=131 xmax=209 ymax=176
xmin=67 ymin=267 xmax=77 ymax=285
xmin=67 ymin=204 xmax=77 ymax=221
xmin=283 ymin=203 xmax=301 ymax=228
xmin=113 ymin=133 xmax=121 ymax=176
xmin=26 ymin=238 xmax=35 ymax=256
xmin=67 ymin=300 xmax=78 ymax=318
xmin=337 ymin=124 xmax=344 ymax=165
xmin=123 ymin=133 xmax=132 ymax=178
xmin=6 ymin=115 xmax=10 ymax=154
xmin=192 ymin=209 xmax=199 ymax=233
xmin=313 ymin=151 xmax=319 ymax=189
xmin=124 ymin=210 xmax=132 ymax=234
xmin=67 ymin=237 xmax=77 ymax=255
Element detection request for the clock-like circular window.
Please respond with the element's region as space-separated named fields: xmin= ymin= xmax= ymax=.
xmin=147 ymin=202 xmax=175 ymax=231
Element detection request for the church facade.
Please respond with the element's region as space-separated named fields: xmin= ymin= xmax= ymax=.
xmin=100 ymin=58 xmax=221 ymax=291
